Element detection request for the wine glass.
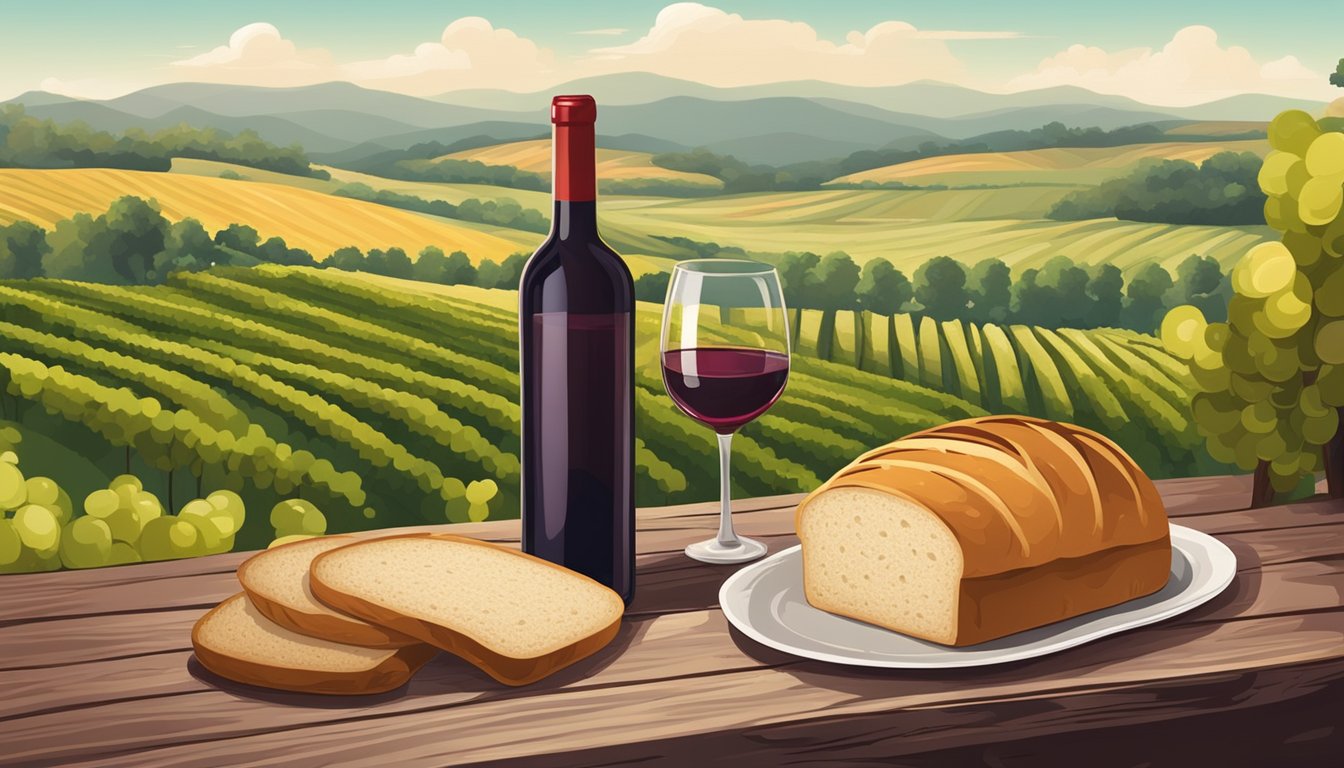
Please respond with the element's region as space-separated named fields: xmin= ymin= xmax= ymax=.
xmin=660 ymin=259 xmax=790 ymax=564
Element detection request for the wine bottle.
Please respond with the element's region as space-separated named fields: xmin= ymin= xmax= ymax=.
xmin=519 ymin=95 xmax=635 ymax=605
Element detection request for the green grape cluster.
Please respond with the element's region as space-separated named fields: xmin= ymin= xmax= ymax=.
xmin=138 ymin=488 xmax=246 ymax=562
xmin=269 ymin=498 xmax=328 ymax=548
xmin=1164 ymin=109 xmax=1344 ymax=494
xmin=0 ymin=456 xmax=249 ymax=572
xmin=0 ymin=454 xmax=74 ymax=573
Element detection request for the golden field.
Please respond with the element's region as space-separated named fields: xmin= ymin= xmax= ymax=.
xmin=0 ymin=167 xmax=537 ymax=261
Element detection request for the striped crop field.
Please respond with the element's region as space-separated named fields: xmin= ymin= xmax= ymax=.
xmin=602 ymin=193 xmax=1275 ymax=274
xmin=0 ymin=168 xmax=537 ymax=261
xmin=0 ymin=266 xmax=987 ymax=550
xmin=788 ymin=307 xmax=1220 ymax=478
xmin=827 ymin=140 xmax=1272 ymax=187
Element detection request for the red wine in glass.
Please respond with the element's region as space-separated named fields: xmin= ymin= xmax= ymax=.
xmin=661 ymin=347 xmax=788 ymax=434
xmin=659 ymin=259 xmax=790 ymax=564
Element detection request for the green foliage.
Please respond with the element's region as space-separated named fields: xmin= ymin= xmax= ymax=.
xmin=0 ymin=221 xmax=50 ymax=279
xmin=634 ymin=270 xmax=671 ymax=302
xmin=0 ymin=104 xmax=323 ymax=177
xmin=1164 ymin=110 xmax=1344 ymax=495
xmin=967 ymin=258 xmax=1011 ymax=324
xmin=413 ymin=246 xmax=477 ymax=285
xmin=914 ymin=256 xmax=970 ymax=320
xmin=474 ymin=253 xmax=528 ymax=290
xmin=1048 ymin=151 xmax=1268 ymax=225
xmin=373 ymin=156 xmax=548 ymax=191
xmin=334 ymin=183 xmax=549 ymax=233
xmin=856 ymin=259 xmax=911 ymax=316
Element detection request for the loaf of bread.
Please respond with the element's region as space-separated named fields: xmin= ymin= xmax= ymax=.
xmin=192 ymin=593 xmax=437 ymax=695
xmin=238 ymin=536 xmax=424 ymax=648
xmin=795 ymin=415 xmax=1171 ymax=646
xmin=309 ymin=534 xmax=625 ymax=686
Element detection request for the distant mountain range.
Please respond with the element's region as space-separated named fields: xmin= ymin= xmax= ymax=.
xmin=3 ymin=74 xmax=1320 ymax=166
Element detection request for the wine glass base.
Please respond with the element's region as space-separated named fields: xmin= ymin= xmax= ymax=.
xmin=684 ymin=536 xmax=768 ymax=564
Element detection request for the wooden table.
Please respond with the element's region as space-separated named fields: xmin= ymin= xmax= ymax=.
xmin=2 ymin=474 xmax=1341 ymax=767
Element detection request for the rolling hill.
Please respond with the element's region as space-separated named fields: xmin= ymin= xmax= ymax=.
xmin=600 ymin=190 xmax=1275 ymax=273
xmin=439 ymin=139 xmax=722 ymax=188
xmin=0 ymin=168 xmax=536 ymax=260
xmin=828 ymin=140 xmax=1272 ymax=187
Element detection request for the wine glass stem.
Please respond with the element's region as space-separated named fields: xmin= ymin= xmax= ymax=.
xmin=716 ymin=431 xmax=740 ymax=548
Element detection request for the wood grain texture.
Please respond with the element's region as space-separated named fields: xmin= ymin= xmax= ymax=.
xmin=0 ymin=474 xmax=1339 ymax=768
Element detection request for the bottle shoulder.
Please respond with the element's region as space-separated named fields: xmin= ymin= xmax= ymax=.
xmin=521 ymin=235 xmax=633 ymax=314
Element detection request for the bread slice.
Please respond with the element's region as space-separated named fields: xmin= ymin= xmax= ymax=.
xmin=238 ymin=535 xmax=420 ymax=648
xmin=309 ymin=534 xmax=624 ymax=686
xmin=192 ymin=594 xmax=437 ymax=695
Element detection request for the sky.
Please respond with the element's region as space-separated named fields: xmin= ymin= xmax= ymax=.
xmin=2 ymin=1 xmax=1342 ymax=106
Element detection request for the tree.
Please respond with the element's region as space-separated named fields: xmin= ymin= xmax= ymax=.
xmin=1086 ymin=264 xmax=1124 ymax=328
xmin=153 ymin=218 xmax=219 ymax=280
xmin=1122 ymin=262 xmax=1175 ymax=332
xmin=1169 ymin=254 xmax=1230 ymax=322
xmin=254 ymin=236 xmax=314 ymax=267
xmin=634 ymin=271 xmax=672 ymax=302
xmin=966 ymin=258 xmax=1010 ymax=324
xmin=413 ymin=246 xmax=476 ymax=285
xmin=214 ymin=223 xmax=261 ymax=254
xmin=98 ymin=196 xmax=169 ymax=284
xmin=776 ymin=251 xmax=820 ymax=336
xmin=913 ymin=256 xmax=969 ymax=320
xmin=492 ymin=253 xmax=528 ymax=289
xmin=1038 ymin=256 xmax=1092 ymax=328
xmin=327 ymin=246 xmax=365 ymax=271
xmin=812 ymin=252 xmax=861 ymax=360
xmin=475 ymin=258 xmax=501 ymax=288
xmin=1332 ymin=58 xmax=1344 ymax=88
xmin=856 ymin=260 xmax=912 ymax=316
xmin=364 ymin=247 xmax=413 ymax=280
xmin=0 ymin=221 xmax=50 ymax=279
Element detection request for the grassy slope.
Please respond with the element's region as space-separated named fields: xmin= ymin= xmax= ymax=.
xmin=442 ymin=139 xmax=724 ymax=188
xmin=0 ymin=167 xmax=537 ymax=261
xmin=828 ymin=140 xmax=1271 ymax=187
xmin=600 ymin=189 xmax=1274 ymax=273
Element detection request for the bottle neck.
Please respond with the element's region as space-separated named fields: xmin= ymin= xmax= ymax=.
xmin=552 ymin=200 xmax=598 ymax=241
xmin=552 ymin=120 xmax=597 ymax=241
xmin=553 ymin=122 xmax=595 ymax=204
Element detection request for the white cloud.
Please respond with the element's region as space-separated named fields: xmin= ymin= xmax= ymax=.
xmin=344 ymin=17 xmax=555 ymax=94
xmin=576 ymin=28 xmax=628 ymax=36
xmin=581 ymin=3 xmax=1002 ymax=88
xmin=1006 ymin=25 xmax=1335 ymax=106
xmin=172 ymin=22 xmax=332 ymax=82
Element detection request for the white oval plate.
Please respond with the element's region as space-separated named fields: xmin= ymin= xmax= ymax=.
xmin=719 ymin=524 xmax=1236 ymax=668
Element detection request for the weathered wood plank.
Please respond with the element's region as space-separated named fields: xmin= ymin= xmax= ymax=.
xmin=451 ymin=662 xmax=1344 ymax=768
xmin=5 ymin=553 xmax=1341 ymax=726
xmin=34 ymin=611 xmax=1343 ymax=768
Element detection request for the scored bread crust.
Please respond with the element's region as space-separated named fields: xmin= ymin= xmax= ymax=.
xmin=796 ymin=415 xmax=1172 ymax=645
xmin=191 ymin=594 xmax=438 ymax=696
xmin=237 ymin=535 xmax=422 ymax=649
xmin=308 ymin=533 xmax=623 ymax=687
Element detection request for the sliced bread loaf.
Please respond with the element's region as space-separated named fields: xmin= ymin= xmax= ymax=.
xmin=796 ymin=415 xmax=1170 ymax=646
xmin=238 ymin=535 xmax=420 ymax=648
xmin=309 ymin=534 xmax=624 ymax=686
xmin=192 ymin=593 xmax=437 ymax=695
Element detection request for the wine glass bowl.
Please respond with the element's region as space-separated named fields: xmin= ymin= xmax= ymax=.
xmin=660 ymin=259 xmax=790 ymax=564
